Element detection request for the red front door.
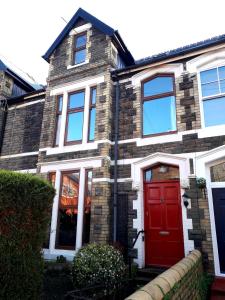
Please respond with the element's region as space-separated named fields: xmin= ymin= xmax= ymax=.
xmin=144 ymin=181 xmax=184 ymax=267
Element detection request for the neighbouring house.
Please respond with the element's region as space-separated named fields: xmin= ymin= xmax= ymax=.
xmin=0 ymin=8 xmax=225 ymax=280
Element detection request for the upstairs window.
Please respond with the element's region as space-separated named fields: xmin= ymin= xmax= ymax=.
xmin=200 ymin=66 xmax=225 ymax=127
xmin=54 ymin=95 xmax=63 ymax=146
xmin=65 ymin=90 xmax=85 ymax=144
xmin=142 ymin=75 xmax=176 ymax=136
xmin=88 ymin=87 xmax=96 ymax=141
xmin=73 ymin=32 xmax=87 ymax=65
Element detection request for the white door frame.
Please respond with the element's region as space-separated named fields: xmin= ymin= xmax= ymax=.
xmin=131 ymin=152 xmax=193 ymax=267
xmin=196 ymin=145 xmax=225 ymax=277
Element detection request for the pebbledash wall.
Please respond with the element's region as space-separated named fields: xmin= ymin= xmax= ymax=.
xmin=0 ymin=9 xmax=225 ymax=277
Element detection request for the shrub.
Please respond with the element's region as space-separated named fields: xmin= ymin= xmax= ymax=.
xmin=0 ymin=170 xmax=55 ymax=300
xmin=72 ymin=243 xmax=126 ymax=291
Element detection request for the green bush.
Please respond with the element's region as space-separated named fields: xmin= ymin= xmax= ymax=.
xmin=0 ymin=170 xmax=55 ymax=300
xmin=72 ymin=243 xmax=126 ymax=291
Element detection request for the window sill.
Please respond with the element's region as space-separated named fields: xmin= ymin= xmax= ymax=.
xmin=67 ymin=61 xmax=89 ymax=69
xmin=198 ymin=124 xmax=225 ymax=138
xmin=44 ymin=141 xmax=99 ymax=155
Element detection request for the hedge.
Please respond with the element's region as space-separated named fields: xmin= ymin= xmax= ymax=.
xmin=0 ymin=170 xmax=55 ymax=300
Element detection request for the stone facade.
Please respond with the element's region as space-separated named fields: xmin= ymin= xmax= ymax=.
xmin=0 ymin=9 xmax=225 ymax=277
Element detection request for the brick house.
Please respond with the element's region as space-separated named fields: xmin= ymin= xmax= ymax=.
xmin=0 ymin=8 xmax=225 ymax=278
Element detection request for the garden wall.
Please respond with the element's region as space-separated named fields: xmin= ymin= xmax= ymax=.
xmin=126 ymin=250 xmax=204 ymax=300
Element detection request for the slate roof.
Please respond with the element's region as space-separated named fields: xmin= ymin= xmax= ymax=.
xmin=42 ymin=8 xmax=134 ymax=66
xmin=0 ymin=56 xmax=41 ymax=91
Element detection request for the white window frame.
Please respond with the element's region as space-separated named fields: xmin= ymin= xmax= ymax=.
xmin=197 ymin=63 xmax=225 ymax=129
xmin=41 ymin=156 xmax=103 ymax=260
xmin=50 ymin=75 xmax=104 ymax=153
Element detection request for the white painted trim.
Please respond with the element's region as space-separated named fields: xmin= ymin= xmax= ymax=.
xmin=131 ymin=63 xmax=184 ymax=87
xmin=50 ymin=75 xmax=105 ymax=96
xmin=67 ymin=61 xmax=89 ymax=69
xmin=196 ymin=146 xmax=225 ymax=276
xmin=8 ymin=99 xmax=45 ymax=110
xmin=0 ymin=151 xmax=38 ymax=159
xmin=130 ymin=152 xmax=193 ymax=267
xmin=92 ymin=177 xmax=132 ymax=183
xmin=69 ymin=23 xmax=92 ymax=35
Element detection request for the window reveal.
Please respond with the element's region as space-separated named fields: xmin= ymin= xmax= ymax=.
xmin=55 ymin=171 xmax=80 ymax=249
xmin=142 ymin=75 xmax=176 ymax=136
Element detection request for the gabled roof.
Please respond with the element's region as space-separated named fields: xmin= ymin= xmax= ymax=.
xmin=0 ymin=56 xmax=41 ymax=91
xmin=42 ymin=8 xmax=134 ymax=66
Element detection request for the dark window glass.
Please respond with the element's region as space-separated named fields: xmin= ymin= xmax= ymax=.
xmin=143 ymin=96 xmax=176 ymax=135
xmin=69 ymin=91 xmax=85 ymax=109
xmin=83 ymin=170 xmax=92 ymax=245
xmin=67 ymin=112 xmax=84 ymax=142
xmin=143 ymin=76 xmax=173 ymax=97
xmin=55 ymin=95 xmax=63 ymax=146
xmin=74 ymin=49 xmax=86 ymax=65
xmin=203 ymin=96 xmax=225 ymax=127
xmin=56 ymin=172 xmax=80 ymax=249
xmin=75 ymin=34 xmax=87 ymax=48
xmin=43 ymin=172 xmax=56 ymax=248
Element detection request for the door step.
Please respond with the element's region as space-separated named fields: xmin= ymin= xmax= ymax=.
xmin=134 ymin=266 xmax=167 ymax=286
xmin=211 ymin=277 xmax=225 ymax=299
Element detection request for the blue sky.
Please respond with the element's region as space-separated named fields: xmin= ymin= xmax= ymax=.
xmin=0 ymin=0 xmax=224 ymax=85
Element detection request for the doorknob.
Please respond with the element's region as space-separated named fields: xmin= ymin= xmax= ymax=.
xmin=159 ymin=231 xmax=170 ymax=236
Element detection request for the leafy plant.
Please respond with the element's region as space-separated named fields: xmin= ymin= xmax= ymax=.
xmin=196 ymin=177 xmax=206 ymax=189
xmin=72 ymin=243 xmax=126 ymax=292
xmin=0 ymin=170 xmax=55 ymax=300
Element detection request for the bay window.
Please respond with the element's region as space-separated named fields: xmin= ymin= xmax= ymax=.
xmin=200 ymin=66 xmax=225 ymax=127
xmin=142 ymin=74 xmax=176 ymax=136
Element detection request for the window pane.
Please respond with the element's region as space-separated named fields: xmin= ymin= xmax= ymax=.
xmin=200 ymin=68 xmax=217 ymax=84
xmin=58 ymin=95 xmax=63 ymax=112
xmin=210 ymin=162 xmax=225 ymax=182
xmin=91 ymin=87 xmax=97 ymax=105
xmin=55 ymin=115 xmax=61 ymax=146
xmin=204 ymin=96 xmax=225 ymax=127
xmin=220 ymin=79 xmax=225 ymax=93
xmin=75 ymin=34 xmax=86 ymax=48
xmin=83 ymin=170 xmax=92 ymax=245
xmin=69 ymin=91 xmax=85 ymax=108
xmin=143 ymin=96 xmax=176 ymax=135
xmin=67 ymin=112 xmax=83 ymax=142
xmin=89 ymin=108 xmax=96 ymax=141
xmin=74 ymin=49 xmax=86 ymax=64
xmin=144 ymin=165 xmax=179 ymax=182
xmin=219 ymin=66 xmax=225 ymax=80
xmin=201 ymin=82 xmax=219 ymax=97
xmin=143 ymin=77 xmax=173 ymax=97
xmin=56 ymin=172 xmax=80 ymax=249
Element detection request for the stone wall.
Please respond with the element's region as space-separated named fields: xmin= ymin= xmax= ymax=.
xmin=126 ymin=250 xmax=203 ymax=300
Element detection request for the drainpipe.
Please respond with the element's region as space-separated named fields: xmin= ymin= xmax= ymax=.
xmin=112 ymin=74 xmax=119 ymax=242
xmin=0 ymin=99 xmax=7 ymax=154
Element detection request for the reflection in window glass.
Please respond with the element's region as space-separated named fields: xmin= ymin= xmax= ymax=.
xmin=89 ymin=108 xmax=95 ymax=141
xmin=56 ymin=172 xmax=80 ymax=249
xmin=74 ymin=49 xmax=86 ymax=65
xmin=69 ymin=91 xmax=85 ymax=109
xmin=200 ymin=68 xmax=217 ymax=84
xmin=83 ymin=170 xmax=92 ymax=245
xmin=143 ymin=77 xmax=173 ymax=97
xmin=143 ymin=96 xmax=176 ymax=135
xmin=203 ymin=97 xmax=225 ymax=127
xmin=201 ymin=82 xmax=219 ymax=97
xmin=67 ymin=112 xmax=83 ymax=142
xmin=144 ymin=164 xmax=179 ymax=182
xmin=210 ymin=162 xmax=225 ymax=182
xmin=75 ymin=34 xmax=87 ymax=48
xmin=219 ymin=66 xmax=225 ymax=80
xmin=55 ymin=115 xmax=61 ymax=146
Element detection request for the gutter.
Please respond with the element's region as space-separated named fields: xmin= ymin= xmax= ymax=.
xmin=112 ymin=74 xmax=120 ymax=242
